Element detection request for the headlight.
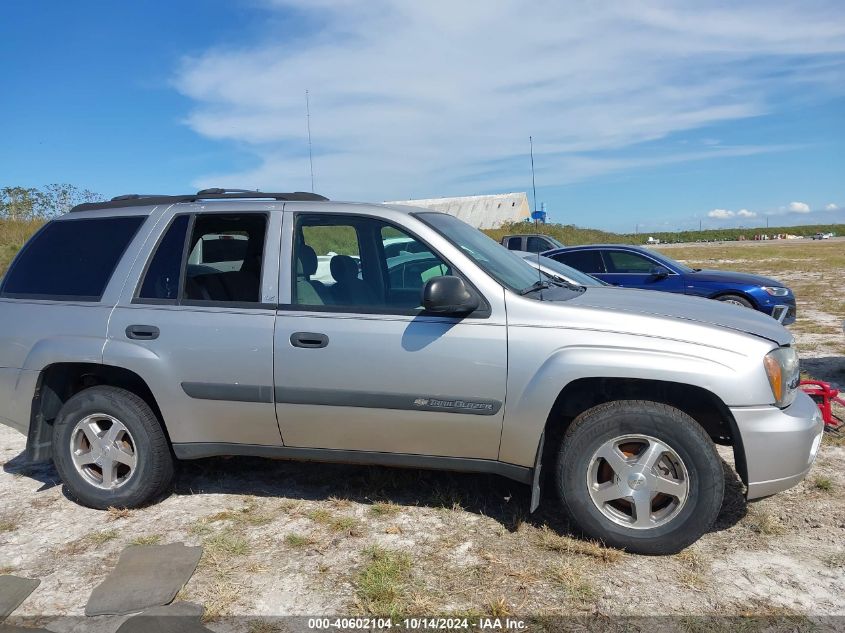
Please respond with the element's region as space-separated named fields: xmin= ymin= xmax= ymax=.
xmin=762 ymin=286 xmax=790 ymax=297
xmin=763 ymin=346 xmax=799 ymax=407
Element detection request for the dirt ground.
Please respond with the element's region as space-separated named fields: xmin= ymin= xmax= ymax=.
xmin=0 ymin=239 xmax=843 ymax=631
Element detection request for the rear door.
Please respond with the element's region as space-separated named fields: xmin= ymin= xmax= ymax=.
xmin=104 ymin=207 xmax=283 ymax=448
xmin=273 ymin=209 xmax=507 ymax=459
xmin=600 ymin=249 xmax=685 ymax=292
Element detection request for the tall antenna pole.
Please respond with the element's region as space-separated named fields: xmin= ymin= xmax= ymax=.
xmin=529 ymin=136 xmax=538 ymax=213
xmin=306 ymin=89 xmax=315 ymax=192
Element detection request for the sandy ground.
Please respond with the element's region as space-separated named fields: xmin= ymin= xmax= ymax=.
xmin=0 ymin=241 xmax=843 ymax=631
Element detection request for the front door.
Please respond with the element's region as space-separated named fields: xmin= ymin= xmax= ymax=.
xmin=598 ymin=249 xmax=685 ymax=293
xmin=105 ymin=209 xmax=283 ymax=447
xmin=273 ymin=211 xmax=507 ymax=459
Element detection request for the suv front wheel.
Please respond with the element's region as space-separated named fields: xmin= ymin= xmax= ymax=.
xmin=556 ymin=400 xmax=724 ymax=555
xmin=52 ymin=386 xmax=174 ymax=509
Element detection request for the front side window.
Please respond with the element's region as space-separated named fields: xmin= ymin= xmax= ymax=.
xmin=605 ymin=250 xmax=660 ymax=273
xmin=292 ymin=215 xmax=452 ymax=312
xmin=1 ymin=216 xmax=144 ymax=300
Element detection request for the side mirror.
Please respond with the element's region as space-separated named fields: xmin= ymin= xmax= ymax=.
xmin=421 ymin=276 xmax=479 ymax=314
xmin=651 ymin=265 xmax=670 ymax=279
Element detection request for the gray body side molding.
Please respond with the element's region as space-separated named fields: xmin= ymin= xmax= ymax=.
xmin=172 ymin=443 xmax=532 ymax=485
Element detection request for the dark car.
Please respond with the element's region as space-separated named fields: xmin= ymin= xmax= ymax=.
xmin=544 ymin=244 xmax=796 ymax=324
xmin=501 ymin=234 xmax=564 ymax=253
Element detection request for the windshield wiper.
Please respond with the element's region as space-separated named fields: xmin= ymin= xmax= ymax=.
xmin=519 ymin=280 xmax=552 ymax=295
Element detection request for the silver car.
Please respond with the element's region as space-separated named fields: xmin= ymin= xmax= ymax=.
xmin=0 ymin=189 xmax=823 ymax=554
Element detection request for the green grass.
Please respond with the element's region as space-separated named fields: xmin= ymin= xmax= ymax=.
xmin=284 ymin=533 xmax=312 ymax=548
xmin=0 ymin=219 xmax=43 ymax=276
xmin=204 ymin=530 xmax=250 ymax=557
xmin=370 ymin=501 xmax=401 ymax=517
xmin=130 ymin=534 xmax=162 ymax=546
xmin=812 ymin=475 xmax=834 ymax=492
xmin=484 ymin=220 xmax=842 ymax=247
xmin=355 ymin=546 xmax=413 ymax=617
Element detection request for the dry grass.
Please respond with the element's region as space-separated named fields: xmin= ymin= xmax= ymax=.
xmin=536 ymin=525 xmax=623 ymax=563
xmin=204 ymin=503 xmax=276 ymax=528
xmin=488 ymin=597 xmax=513 ymax=617
xmin=284 ymin=533 xmax=314 ymax=548
xmin=370 ymin=501 xmax=401 ymax=517
xmin=247 ymin=621 xmax=282 ymax=633
xmin=676 ymin=548 xmax=710 ymax=589
xmin=745 ymin=508 xmax=786 ymax=537
xmin=130 ymin=534 xmax=163 ymax=546
xmin=308 ymin=508 xmax=362 ymax=536
xmin=0 ymin=516 xmax=18 ymax=533
xmin=106 ymin=507 xmax=132 ymax=521
xmin=62 ymin=529 xmax=120 ymax=555
xmin=545 ymin=562 xmax=597 ymax=605
xmin=823 ymin=552 xmax=845 ymax=569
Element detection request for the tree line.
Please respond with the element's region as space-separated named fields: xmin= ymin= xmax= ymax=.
xmin=0 ymin=184 xmax=103 ymax=220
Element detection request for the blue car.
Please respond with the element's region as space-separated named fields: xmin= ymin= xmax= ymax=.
xmin=544 ymin=244 xmax=796 ymax=324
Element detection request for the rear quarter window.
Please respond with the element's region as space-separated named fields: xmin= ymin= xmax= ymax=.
xmin=0 ymin=216 xmax=145 ymax=301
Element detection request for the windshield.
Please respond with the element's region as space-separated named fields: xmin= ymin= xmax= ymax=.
xmin=522 ymin=254 xmax=605 ymax=286
xmin=416 ymin=212 xmax=546 ymax=292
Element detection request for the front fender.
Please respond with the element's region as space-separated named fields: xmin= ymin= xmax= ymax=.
xmin=499 ymin=329 xmax=773 ymax=466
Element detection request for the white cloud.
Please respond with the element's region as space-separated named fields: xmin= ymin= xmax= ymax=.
xmin=737 ymin=209 xmax=757 ymax=217
xmin=826 ymin=203 xmax=839 ymax=210
xmin=788 ymin=201 xmax=811 ymax=213
xmin=173 ymin=1 xmax=845 ymax=199
xmin=708 ymin=209 xmax=735 ymax=219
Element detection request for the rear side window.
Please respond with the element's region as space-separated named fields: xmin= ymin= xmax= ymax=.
xmin=552 ymin=250 xmax=605 ymax=274
xmin=138 ymin=215 xmax=190 ymax=300
xmin=1 ymin=216 xmax=144 ymax=300
xmin=505 ymin=236 xmax=522 ymax=250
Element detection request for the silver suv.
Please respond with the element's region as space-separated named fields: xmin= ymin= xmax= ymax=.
xmin=0 ymin=190 xmax=823 ymax=554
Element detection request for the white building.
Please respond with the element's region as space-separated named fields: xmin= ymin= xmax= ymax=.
xmin=384 ymin=192 xmax=531 ymax=229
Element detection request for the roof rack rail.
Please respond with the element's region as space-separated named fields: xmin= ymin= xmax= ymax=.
xmin=69 ymin=189 xmax=328 ymax=213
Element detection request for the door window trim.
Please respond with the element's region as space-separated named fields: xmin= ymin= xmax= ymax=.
xmin=132 ymin=211 xmax=275 ymax=309
xmin=282 ymin=212 xmax=491 ymax=319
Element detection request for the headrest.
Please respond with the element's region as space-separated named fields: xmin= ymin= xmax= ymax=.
xmin=330 ymin=255 xmax=359 ymax=283
xmin=297 ymin=244 xmax=318 ymax=277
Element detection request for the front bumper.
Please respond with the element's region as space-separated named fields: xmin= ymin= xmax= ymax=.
xmin=731 ymin=391 xmax=823 ymax=500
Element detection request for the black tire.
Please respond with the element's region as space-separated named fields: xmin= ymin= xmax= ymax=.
xmin=716 ymin=293 xmax=754 ymax=309
xmin=556 ymin=400 xmax=724 ymax=555
xmin=52 ymin=386 xmax=174 ymax=509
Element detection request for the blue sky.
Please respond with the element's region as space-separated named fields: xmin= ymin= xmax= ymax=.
xmin=2 ymin=1 xmax=844 ymax=232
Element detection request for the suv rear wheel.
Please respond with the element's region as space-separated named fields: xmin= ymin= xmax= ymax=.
xmin=52 ymin=386 xmax=174 ymax=509
xmin=556 ymin=400 xmax=724 ymax=555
